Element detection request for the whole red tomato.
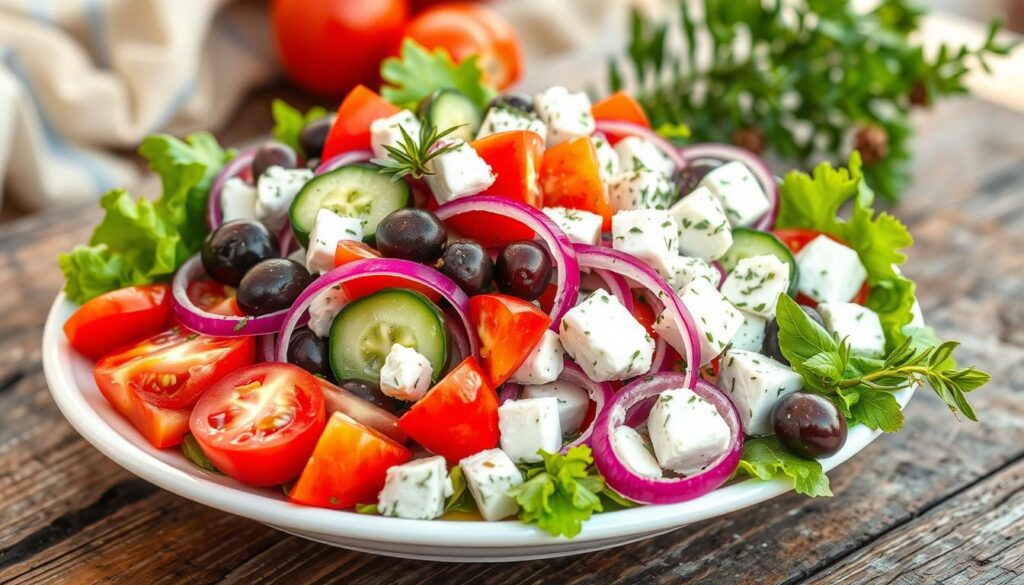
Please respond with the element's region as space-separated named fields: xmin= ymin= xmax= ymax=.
xmin=272 ymin=0 xmax=410 ymax=96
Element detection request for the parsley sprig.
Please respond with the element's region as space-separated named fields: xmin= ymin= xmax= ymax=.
xmin=371 ymin=121 xmax=463 ymax=182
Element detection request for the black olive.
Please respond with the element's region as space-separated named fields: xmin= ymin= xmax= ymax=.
xmin=298 ymin=114 xmax=335 ymax=160
xmin=252 ymin=141 xmax=298 ymax=179
xmin=339 ymin=379 xmax=400 ymax=413
xmin=763 ymin=305 xmax=826 ymax=365
xmin=439 ymin=240 xmax=494 ymax=295
xmin=375 ymin=208 xmax=447 ymax=264
xmin=201 ymin=220 xmax=279 ymax=286
xmin=287 ymin=328 xmax=331 ymax=378
xmin=771 ymin=391 xmax=848 ymax=459
xmin=488 ymin=92 xmax=535 ymax=114
xmin=236 ymin=259 xmax=313 ymax=316
xmin=675 ymin=162 xmax=717 ymax=195
xmin=495 ymin=240 xmax=553 ymax=301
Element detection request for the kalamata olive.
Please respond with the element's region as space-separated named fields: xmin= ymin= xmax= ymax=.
xmin=252 ymin=141 xmax=298 ymax=179
xmin=771 ymin=391 xmax=848 ymax=459
xmin=488 ymin=92 xmax=534 ymax=114
xmin=298 ymin=114 xmax=335 ymax=160
xmin=675 ymin=162 xmax=717 ymax=194
xmin=339 ymin=379 xmax=399 ymax=413
xmin=439 ymin=240 xmax=494 ymax=295
xmin=762 ymin=305 xmax=826 ymax=365
xmin=287 ymin=327 xmax=331 ymax=378
xmin=201 ymin=220 xmax=279 ymax=286
xmin=236 ymin=259 xmax=313 ymax=316
xmin=495 ymin=240 xmax=553 ymax=301
xmin=375 ymin=208 xmax=447 ymax=264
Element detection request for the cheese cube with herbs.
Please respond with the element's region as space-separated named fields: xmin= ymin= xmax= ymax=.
xmin=498 ymin=396 xmax=562 ymax=463
xmin=459 ymin=449 xmax=524 ymax=521
xmin=731 ymin=312 xmax=767 ymax=353
xmin=377 ymin=456 xmax=452 ymax=520
xmin=307 ymin=286 xmax=346 ymax=337
xmin=424 ymin=140 xmax=495 ymax=204
xmin=698 ymin=162 xmax=771 ymax=227
xmin=542 ymin=207 xmax=603 ymax=246
xmin=614 ymin=136 xmax=676 ymax=177
xmin=521 ymin=380 xmax=590 ymax=435
xmin=509 ymin=329 xmax=565 ymax=385
xmin=719 ymin=349 xmax=803 ymax=436
xmin=670 ymin=255 xmax=722 ymax=289
xmin=719 ymin=255 xmax=791 ymax=319
xmin=304 ymin=208 xmax=364 ymax=275
xmin=533 ymin=86 xmax=595 ymax=146
xmin=648 ymin=389 xmax=731 ymax=475
xmin=256 ymin=165 xmax=314 ymax=232
xmin=667 ymin=186 xmax=734 ymax=261
xmin=611 ymin=426 xmax=663 ymax=479
xmin=818 ymin=302 xmax=886 ymax=357
xmin=379 ymin=344 xmax=433 ymax=402
xmin=476 ymin=106 xmax=547 ymax=141
xmin=607 ymin=169 xmax=677 ymax=212
xmin=558 ymin=289 xmax=655 ymax=381
xmin=653 ymin=277 xmax=743 ymax=365
xmin=220 ymin=177 xmax=257 ymax=223
xmin=370 ymin=109 xmax=422 ymax=160
xmin=592 ymin=135 xmax=621 ymax=181
xmin=795 ymin=235 xmax=867 ymax=304
xmin=611 ymin=209 xmax=679 ymax=281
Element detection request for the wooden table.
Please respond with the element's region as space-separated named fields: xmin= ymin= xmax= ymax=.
xmin=1 ymin=95 xmax=1022 ymax=584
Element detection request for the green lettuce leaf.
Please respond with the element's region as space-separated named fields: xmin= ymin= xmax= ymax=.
xmin=736 ymin=436 xmax=832 ymax=497
xmin=271 ymin=99 xmax=329 ymax=156
xmin=380 ymin=38 xmax=496 ymax=110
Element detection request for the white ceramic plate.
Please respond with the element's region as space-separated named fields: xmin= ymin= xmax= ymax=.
xmin=42 ymin=293 xmax=914 ymax=562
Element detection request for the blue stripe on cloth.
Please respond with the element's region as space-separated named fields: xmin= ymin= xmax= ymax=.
xmin=148 ymin=76 xmax=197 ymax=135
xmin=84 ymin=0 xmax=110 ymax=68
xmin=219 ymin=13 xmax=276 ymax=65
xmin=28 ymin=0 xmax=50 ymax=23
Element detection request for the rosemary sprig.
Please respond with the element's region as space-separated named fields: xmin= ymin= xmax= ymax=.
xmin=372 ymin=120 xmax=464 ymax=182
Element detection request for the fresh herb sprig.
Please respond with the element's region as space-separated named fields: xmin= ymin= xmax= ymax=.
xmin=371 ymin=121 xmax=463 ymax=182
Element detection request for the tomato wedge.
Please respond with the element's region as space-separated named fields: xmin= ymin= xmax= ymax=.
xmin=540 ymin=137 xmax=613 ymax=230
xmin=322 ymin=85 xmax=400 ymax=160
xmin=64 ymin=285 xmax=171 ymax=360
xmin=470 ymin=130 xmax=545 ymax=207
xmin=469 ymin=294 xmax=552 ymax=386
xmin=95 ymin=380 xmax=191 ymax=449
xmin=190 ymin=363 xmax=326 ymax=487
xmin=592 ymin=91 xmax=650 ymax=129
xmin=631 ymin=290 xmax=657 ymax=337
xmin=398 ymin=357 xmax=499 ymax=463
xmin=290 ymin=412 xmax=411 ymax=509
xmin=772 ymin=228 xmax=870 ymax=306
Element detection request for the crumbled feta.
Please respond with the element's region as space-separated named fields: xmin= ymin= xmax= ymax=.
xmin=370 ymin=110 xmax=422 ymax=160
xmin=719 ymin=349 xmax=803 ymax=436
xmin=307 ymin=286 xmax=346 ymax=337
xmin=667 ymin=186 xmax=733 ymax=261
xmin=611 ymin=209 xmax=679 ymax=281
xmin=614 ymin=136 xmax=676 ymax=177
xmin=670 ymin=255 xmax=722 ymax=289
xmin=719 ymin=255 xmax=791 ymax=319
xmin=648 ymin=388 xmax=731 ymax=475
xmin=521 ymin=380 xmax=590 ymax=435
xmin=795 ymin=235 xmax=867 ymax=304
xmin=476 ymin=106 xmax=547 ymax=141
xmin=558 ymin=289 xmax=655 ymax=381
xmin=377 ymin=456 xmax=452 ymax=520
xmin=498 ymin=397 xmax=563 ymax=463
xmin=379 ymin=344 xmax=433 ymax=402
xmin=256 ymin=166 xmax=314 ymax=232
xmin=731 ymin=312 xmax=767 ymax=353
xmin=818 ymin=302 xmax=886 ymax=357
xmin=611 ymin=426 xmax=662 ymax=479
xmin=654 ymin=277 xmax=744 ymax=365
xmin=698 ymin=162 xmax=771 ymax=227
xmin=509 ymin=330 xmax=565 ymax=385
xmin=542 ymin=207 xmax=603 ymax=246
xmin=607 ymin=169 xmax=677 ymax=211
xmin=592 ymin=135 xmax=621 ymax=181
xmin=304 ymin=209 xmax=364 ymax=275
xmin=220 ymin=177 xmax=257 ymax=223
xmin=459 ymin=449 xmax=523 ymax=521
xmin=424 ymin=140 xmax=495 ymax=204
xmin=533 ymin=86 xmax=595 ymax=146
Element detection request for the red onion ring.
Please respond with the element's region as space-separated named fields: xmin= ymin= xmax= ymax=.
xmin=558 ymin=360 xmax=614 ymax=454
xmin=498 ymin=383 xmax=521 ymax=404
xmin=593 ymin=268 xmax=634 ymax=313
xmin=207 ymin=147 xmax=257 ymax=230
xmin=676 ymin=143 xmax=779 ymax=230
xmin=594 ymin=120 xmax=687 ymax=170
xmin=435 ymin=196 xmax=580 ymax=330
xmin=316 ymin=378 xmax=407 ymax=444
xmin=442 ymin=309 xmax=471 ymax=369
xmin=573 ymin=244 xmax=701 ymax=389
xmin=314 ymin=150 xmax=374 ymax=175
xmin=650 ymin=336 xmax=673 ymax=374
xmin=591 ymin=373 xmax=743 ymax=504
xmin=710 ymin=260 xmax=726 ymax=288
xmin=259 ymin=334 xmax=276 ymax=363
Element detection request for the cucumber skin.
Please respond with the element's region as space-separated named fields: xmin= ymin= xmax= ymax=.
xmin=420 ymin=89 xmax=482 ymax=143
xmin=720 ymin=228 xmax=800 ymax=296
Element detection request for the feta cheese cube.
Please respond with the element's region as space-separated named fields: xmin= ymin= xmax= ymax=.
xmin=648 ymin=388 xmax=731 ymax=475
xmin=608 ymin=169 xmax=677 ymax=212
xmin=818 ymin=302 xmax=886 ymax=357
xmin=533 ymin=86 xmax=595 ymax=146
xmin=558 ymin=289 xmax=655 ymax=381
xmin=498 ymin=397 xmax=562 ymax=463
xmin=719 ymin=255 xmax=791 ymax=319
xmin=379 ymin=344 xmax=433 ymax=401
xmin=719 ymin=349 xmax=803 ymax=436
xmin=592 ymin=135 xmax=620 ymax=181
xmin=654 ymin=277 xmax=743 ymax=365
xmin=667 ymin=187 xmax=733 ymax=261
xmin=670 ymin=256 xmax=722 ymax=289
xmin=542 ymin=207 xmax=603 ymax=246
xmin=370 ymin=110 xmax=422 ymax=160
xmin=611 ymin=209 xmax=679 ymax=281
xmin=256 ymin=166 xmax=314 ymax=232
xmin=521 ymin=380 xmax=590 ymax=435
xmin=459 ymin=449 xmax=524 ymax=521
xmin=614 ymin=136 xmax=675 ymax=177
xmin=304 ymin=209 xmax=364 ymax=275
xmin=476 ymin=106 xmax=547 ymax=142
xmin=307 ymin=285 xmax=346 ymax=337
xmin=611 ymin=426 xmax=662 ymax=479
xmin=795 ymin=235 xmax=867 ymax=304
xmin=698 ymin=162 xmax=770 ymax=227
xmin=377 ymin=456 xmax=452 ymax=519
xmin=509 ymin=330 xmax=565 ymax=385
xmin=424 ymin=140 xmax=495 ymax=204
xmin=731 ymin=312 xmax=767 ymax=353
xmin=220 ymin=177 xmax=257 ymax=223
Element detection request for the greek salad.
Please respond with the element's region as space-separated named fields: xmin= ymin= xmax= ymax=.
xmin=58 ymin=43 xmax=990 ymax=539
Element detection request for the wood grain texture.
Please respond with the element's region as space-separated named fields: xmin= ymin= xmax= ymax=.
xmin=0 ymin=96 xmax=1021 ymax=584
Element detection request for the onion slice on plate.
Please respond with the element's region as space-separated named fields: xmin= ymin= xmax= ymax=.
xmin=207 ymin=147 xmax=257 ymax=230
xmin=676 ymin=143 xmax=779 ymax=230
xmin=593 ymin=120 xmax=687 ymax=170
xmin=590 ymin=372 xmax=743 ymax=504
xmin=558 ymin=361 xmax=614 ymax=454
xmin=592 ymin=268 xmax=634 ymax=313
xmin=314 ymin=150 xmax=374 ymax=175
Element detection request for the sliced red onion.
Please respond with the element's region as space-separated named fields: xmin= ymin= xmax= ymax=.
xmin=591 ymin=373 xmax=743 ymax=504
xmin=710 ymin=260 xmax=726 ymax=288
xmin=558 ymin=360 xmax=614 ymax=454
xmin=315 ymin=150 xmax=373 ymax=175
xmin=498 ymin=383 xmax=521 ymax=404
xmin=316 ymin=378 xmax=407 ymax=444
xmin=171 ymin=254 xmax=294 ymax=337
xmin=573 ymin=244 xmax=700 ymax=389
xmin=435 ymin=196 xmax=580 ymax=330
xmin=676 ymin=143 xmax=779 ymax=230
xmin=207 ymin=147 xmax=257 ymax=230
xmin=593 ymin=268 xmax=634 ymax=313
xmin=278 ymin=220 xmax=298 ymax=257
xmin=442 ymin=309 xmax=471 ymax=369
xmin=594 ymin=120 xmax=686 ymax=170
xmin=274 ymin=258 xmax=478 ymax=363
xmin=650 ymin=336 xmax=673 ymax=374
xmin=259 ymin=334 xmax=276 ymax=363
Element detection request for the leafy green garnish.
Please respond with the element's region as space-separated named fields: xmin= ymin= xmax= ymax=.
xmin=371 ymin=120 xmax=463 ymax=182
xmin=381 ymin=39 xmax=495 ymax=111
xmin=444 ymin=465 xmax=477 ymax=514
xmin=736 ymin=436 xmax=832 ymax=497
xmin=508 ymin=446 xmax=607 ymax=538
xmin=271 ymin=99 xmax=328 ymax=156
xmin=59 ymin=132 xmax=230 ymax=303
xmin=181 ymin=434 xmax=220 ymax=474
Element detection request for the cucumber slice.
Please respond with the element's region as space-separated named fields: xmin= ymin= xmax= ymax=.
xmin=719 ymin=228 xmax=799 ymax=296
xmin=419 ymin=89 xmax=482 ymax=143
xmin=289 ymin=163 xmax=409 ymax=247
xmin=329 ymin=288 xmax=448 ymax=385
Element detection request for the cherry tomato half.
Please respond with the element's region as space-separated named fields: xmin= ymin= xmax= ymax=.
xmin=64 ymin=285 xmax=171 ymax=360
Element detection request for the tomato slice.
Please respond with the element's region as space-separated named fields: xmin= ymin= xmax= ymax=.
xmin=64 ymin=285 xmax=171 ymax=360
xmin=398 ymin=357 xmax=499 ymax=463
xmin=94 ymin=377 xmax=191 ymax=449
xmin=470 ymin=130 xmax=545 ymax=207
xmin=536 ymin=282 xmax=558 ymax=315
xmin=540 ymin=137 xmax=613 ymax=230
xmin=469 ymin=294 xmax=552 ymax=386
xmin=772 ymin=228 xmax=870 ymax=306
xmin=189 ymin=363 xmax=326 ymax=486
xmin=322 ymin=85 xmax=401 ymax=160
xmin=290 ymin=411 xmax=411 ymax=509
xmin=631 ymin=290 xmax=657 ymax=337
xmin=186 ymin=278 xmax=241 ymax=317
xmin=592 ymin=91 xmax=650 ymax=129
